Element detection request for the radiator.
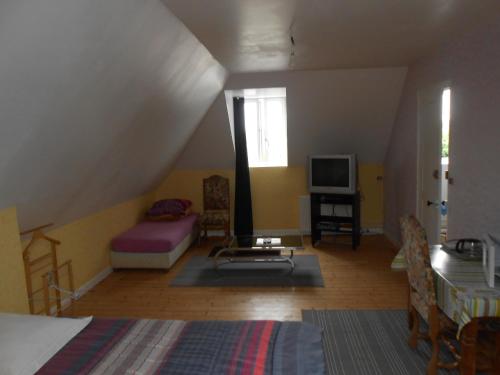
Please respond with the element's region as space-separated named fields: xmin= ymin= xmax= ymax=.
xmin=299 ymin=195 xmax=311 ymax=234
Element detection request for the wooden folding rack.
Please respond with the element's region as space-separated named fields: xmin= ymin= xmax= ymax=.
xmin=21 ymin=223 xmax=74 ymax=316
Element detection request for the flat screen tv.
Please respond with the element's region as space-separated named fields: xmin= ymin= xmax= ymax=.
xmin=308 ymin=154 xmax=357 ymax=194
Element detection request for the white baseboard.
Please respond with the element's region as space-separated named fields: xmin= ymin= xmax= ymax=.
xmin=57 ymin=266 xmax=112 ymax=314
xmin=362 ymin=227 xmax=384 ymax=235
xmin=205 ymin=230 xmax=231 ymax=237
xmin=253 ymin=229 xmax=303 ymax=236
xmin=76 ymin=266 xmax=113 ymax=298
xmin=206 ymin=228 xmax=383 ymax=237
xmin=384 ymin=230 xmax=401 ymax=247
xmin=206 ymin=229 xmax=303 ymax=237
xmin=298 ymin=227 xmax=383 ymax=236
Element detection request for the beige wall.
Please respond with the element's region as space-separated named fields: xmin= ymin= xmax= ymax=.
xmin=175 ymin=68 xmax=407 ymax=169
xmin=169 ymin=68 xmax=398 ymax=231
xmin=155 ymin=165 xmax=384 ymax=230
xmin=384 ymin=17 xmax=500 ymax=242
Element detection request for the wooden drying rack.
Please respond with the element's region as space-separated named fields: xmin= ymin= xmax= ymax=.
xmin=21 ymin=223 xmax=74 ymax=316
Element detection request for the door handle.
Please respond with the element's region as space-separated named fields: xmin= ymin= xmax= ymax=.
xmin=427 ymin=200 xmax=445 ymax=207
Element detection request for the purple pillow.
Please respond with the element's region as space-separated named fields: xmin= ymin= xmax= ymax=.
xmin=147 ymin=199 xmax=189 ymax=217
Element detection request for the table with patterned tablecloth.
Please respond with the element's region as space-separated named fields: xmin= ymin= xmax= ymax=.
xmin=392 ymin=244 xmax=500 ymax=374
xmin=429 ymin=245 xmax=500 ymax=334
xmin=392 ymin=245 xmax=500 ymax=331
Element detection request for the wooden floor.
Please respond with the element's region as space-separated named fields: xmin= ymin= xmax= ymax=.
xmin=69 ymin=235 xmax=408 ymax=321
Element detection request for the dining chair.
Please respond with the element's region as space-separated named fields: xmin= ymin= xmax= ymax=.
xmin=201 ymin=175 xmax=230 ymax=240
xmin=400 ymin=215 xmax=460 ymax=375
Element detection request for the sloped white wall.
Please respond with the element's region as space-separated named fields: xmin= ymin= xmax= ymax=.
xmin=175 ymin=68 xmax=407 ymax=168
xmin=0 ymin=0 xmax=227 ymax=230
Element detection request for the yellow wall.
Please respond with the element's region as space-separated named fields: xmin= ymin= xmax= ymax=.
xmin=42 ymin=195 xmax=151 ymax=289
xmin=0 ymin=164 xmax=383 ymax=312
xmin=0 ymin=207 xmax=30 ymax=313
xmin=155 ymin=164 xmax=384 ymax=230
xmin=358 ymin=164 xmax=384 ymax=228
xmin=1 ymin=195 xmax=151 ymax=313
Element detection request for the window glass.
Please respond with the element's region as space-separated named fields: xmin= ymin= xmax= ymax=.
xmin=243 ymin=94 xmax=288 ymax=168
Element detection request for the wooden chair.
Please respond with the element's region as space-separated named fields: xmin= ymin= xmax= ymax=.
xmin=400 ymin=215 xmax=500 ymax=374
xmin=201 ymin=175 xmax=230 ymax=240
xmin=400 ymin=215 xmax=460 ymax=375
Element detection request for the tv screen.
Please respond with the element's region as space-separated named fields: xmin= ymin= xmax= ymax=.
xmin=311 ymin=158 xmax=350 ymax=187
xmin=309 ymin=154 xmax=356 ymax=194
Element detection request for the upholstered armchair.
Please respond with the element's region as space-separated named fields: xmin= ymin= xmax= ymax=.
xmin=201 ymin=175 xmax=230 ymax=240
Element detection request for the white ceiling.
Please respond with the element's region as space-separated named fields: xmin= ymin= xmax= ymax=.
xmin=0 ymin=0 xmax=226 ymax=230
xmin=163 ymin=0 xmax=500 ymax=73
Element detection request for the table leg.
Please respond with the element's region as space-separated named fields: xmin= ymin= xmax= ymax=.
xmin=494 ymin=331 xmax=500 ymax=375
xmin=460 ymin=319 xmax=479 ymax=375
xmin=213 ymin=247 xmax=230 ymax=269
xmin=407 ymin=286 xmax=414 ymax=330
xmin=288 ymin=250 xmax=295 ymax=271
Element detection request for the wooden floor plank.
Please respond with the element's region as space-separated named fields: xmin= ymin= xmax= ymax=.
xmin=68 ymin=235 xmax=407 ymax=321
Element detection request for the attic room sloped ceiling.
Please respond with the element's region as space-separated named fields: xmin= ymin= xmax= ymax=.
xmin=175 ymin=68 xmax=408 ymax=169
xmin=0 ymin=0 xmax=227 ymax=231
xmin=164 ymin=0 xmax=500 ymax=73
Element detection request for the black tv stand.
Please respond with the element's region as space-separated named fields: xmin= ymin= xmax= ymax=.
xmin=310 ymin=192 xmax=361 ymax=249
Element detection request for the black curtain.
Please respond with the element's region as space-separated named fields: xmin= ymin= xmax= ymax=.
xmin=233 ymin=97 xmax=253 ymax=236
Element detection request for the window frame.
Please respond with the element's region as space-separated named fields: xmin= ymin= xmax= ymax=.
xmin=244 ymin=94 xmax=288 ymax=168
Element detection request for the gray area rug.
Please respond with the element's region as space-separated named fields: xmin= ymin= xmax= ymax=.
xmin=302 ymin=309 xmax=458 ymax=375
xmin=170 ymin=255 xmax=324 ymax=287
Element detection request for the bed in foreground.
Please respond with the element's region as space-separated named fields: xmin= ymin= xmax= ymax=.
xmin=0 ymin=313 xmax=324 ymax=375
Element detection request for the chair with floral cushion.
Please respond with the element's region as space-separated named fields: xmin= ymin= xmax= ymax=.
xmin=201 ymin=175 xmax=230 ymax=240
xmin=400 ymin=215 xmax=460 ymax=375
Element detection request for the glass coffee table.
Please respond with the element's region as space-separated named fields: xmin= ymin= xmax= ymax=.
xmin=213 ymin=235 xmax=304 ymax=270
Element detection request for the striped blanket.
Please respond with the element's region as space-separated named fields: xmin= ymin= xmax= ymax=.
xmin=36 ymin=318 xmax=324 ymax=375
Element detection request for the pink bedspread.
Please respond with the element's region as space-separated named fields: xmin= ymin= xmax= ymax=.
xmin=111 ymin=214 xmax=198 ymax=253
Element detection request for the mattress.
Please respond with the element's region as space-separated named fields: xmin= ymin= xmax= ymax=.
xmin=110 ymin=229 xmax=196 ymax=269
xmin=111 ymin=214 xmax=198 ymax=253
xmin=36 ymin=318 xmax=325 ymax=375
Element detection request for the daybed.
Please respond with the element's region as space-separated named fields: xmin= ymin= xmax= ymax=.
xmin=111 ymin=213 xmax=199 ymax=270
xmin=0 ymin=313 xmax=325 ymax=375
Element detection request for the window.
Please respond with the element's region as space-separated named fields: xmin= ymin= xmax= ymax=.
xmin=441 ymin=88 xmax=450 ymax=159
xmin=243 ymin=90 xmax=288 ymax=167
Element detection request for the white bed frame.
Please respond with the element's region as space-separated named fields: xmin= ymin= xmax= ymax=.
xmin=110 ymin=228 xmax=199 ymax=270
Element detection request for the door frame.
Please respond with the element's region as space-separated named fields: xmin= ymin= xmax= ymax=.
xmin=415 ymin=80 xmax=452 ymax=228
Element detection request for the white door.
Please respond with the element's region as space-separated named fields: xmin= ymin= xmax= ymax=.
xmin=417 ymin=85 xmax=443 ymax=245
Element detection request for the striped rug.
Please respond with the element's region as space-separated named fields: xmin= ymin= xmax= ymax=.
xmin=302 ymin=309 xmax=458 ymax=375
